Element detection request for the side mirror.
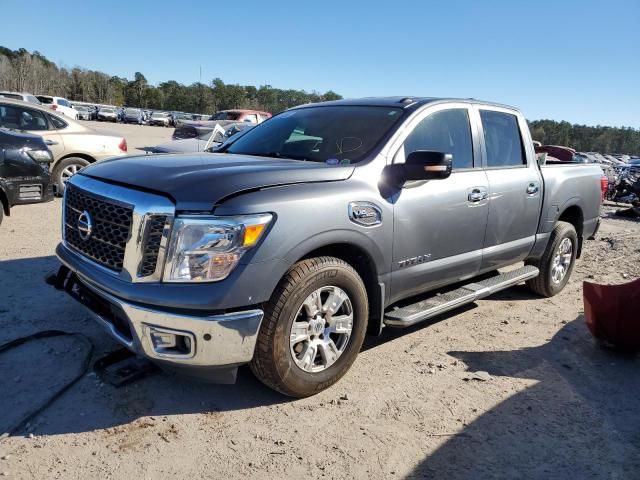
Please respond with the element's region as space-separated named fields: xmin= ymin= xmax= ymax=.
xmin=385 ymin=151 xmax=453 ymax=185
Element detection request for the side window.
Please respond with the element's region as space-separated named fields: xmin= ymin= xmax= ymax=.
xmin=403 ymin=109 xmax=474 ymax=169
xmin=480 ymin=110 xmax=525 ymax=167
xmin=48 ymin=114 xmax=67 ymax=130
xmin=0 ymin=105 xmax=48 ymax=131
xmin=244 ymin=114 xmax=258 ymax=124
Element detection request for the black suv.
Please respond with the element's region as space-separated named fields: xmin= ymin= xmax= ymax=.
xmin=0 ymin=128 xmax=54 ymax=225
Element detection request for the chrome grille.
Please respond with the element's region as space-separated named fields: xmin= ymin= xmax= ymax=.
xmin=139 ymin=215 xmax=168 ymax=277
xmin=64 ymin=184 xmax=133 ymax=272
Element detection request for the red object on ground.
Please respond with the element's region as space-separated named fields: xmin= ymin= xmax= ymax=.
xmin=583 ymin=278 xmax=640 ymax=351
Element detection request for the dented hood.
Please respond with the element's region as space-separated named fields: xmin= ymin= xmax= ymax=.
xmin=80 ymin=153 xmax=354 ymax=210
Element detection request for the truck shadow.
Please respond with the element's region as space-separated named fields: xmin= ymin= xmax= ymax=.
xmin=0 ymin=256 xmax=286 ymax=438
xmin=404 ymin=317 xmax=640 ymax=479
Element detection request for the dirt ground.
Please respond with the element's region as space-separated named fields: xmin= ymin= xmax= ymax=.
xmin=0 ymin=129 xmax=639 ymax=479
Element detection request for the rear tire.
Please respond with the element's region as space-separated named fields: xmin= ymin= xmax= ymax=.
xmin=53 ymin=157 xmax=90 ymax=195
xmin=526 ymin=221 xmax=578 ymax=297
xmin=250 ymin=257 xmax=368 ymax=397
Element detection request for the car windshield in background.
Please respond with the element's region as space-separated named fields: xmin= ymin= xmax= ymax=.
xmin=152 ymin=112 xmax=167 ymax=118
xmin=126 ymin=109 xmax=141 ymax=114
xmin=224 ymin=106 xmax=403 ymax=163
xmin=101 ymin=108 xmax=115 ymax=113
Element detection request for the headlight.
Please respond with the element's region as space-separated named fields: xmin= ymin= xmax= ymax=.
xmin=163 ymin=214 xmax=272 ymax=282
xmin=27 ymin=149 xmax=53 ymax=163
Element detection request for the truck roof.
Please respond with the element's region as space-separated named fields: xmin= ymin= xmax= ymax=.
xmin=292 ymin=96 xmax=519 ymax=113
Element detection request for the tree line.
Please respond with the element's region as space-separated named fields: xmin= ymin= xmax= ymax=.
xmin=0 ymin=46 xmax=342 ymax=114
xmin=529 ymin=120 xmax=639 ymax=156
xmin=1 ymin=46 xmax=638 ymax=155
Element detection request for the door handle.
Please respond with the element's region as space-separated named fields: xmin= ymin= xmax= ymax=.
xmin=468 ymin=188 xmax=488 ymax=203
xmin=45 ymin=139 xmax=58 ymax=146
xmin=526 ymin=183 xmax=539 ymax=195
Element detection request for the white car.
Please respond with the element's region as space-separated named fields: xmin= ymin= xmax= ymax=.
xmin=35 ymin=95 xmax=78 ymax=119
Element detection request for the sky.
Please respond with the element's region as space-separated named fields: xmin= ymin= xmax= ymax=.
xmin=1 ymin=0 xmax=638 ymax=127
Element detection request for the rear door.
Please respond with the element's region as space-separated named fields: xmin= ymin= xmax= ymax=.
xmin=476 ymin=107 xmax=542 ymax=270
xmin=389 ymin=104 xmax=489 ymax=303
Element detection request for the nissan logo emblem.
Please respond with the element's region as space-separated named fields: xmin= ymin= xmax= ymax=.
xmin=77 ymin=210 xmax=93 ymax=241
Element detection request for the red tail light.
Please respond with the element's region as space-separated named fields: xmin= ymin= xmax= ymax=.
xmin=50 ymin=104 xmax=57 ymax=110
xmin=600 ymin=175 xmax=608 ymax=202
xmin=118 ymin=138 xmax=127 ymax=153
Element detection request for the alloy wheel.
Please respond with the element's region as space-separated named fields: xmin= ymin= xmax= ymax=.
xmin=289 ymin=286 xmax=353 ymax=373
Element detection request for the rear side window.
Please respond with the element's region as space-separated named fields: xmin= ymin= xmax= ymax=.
xmin=480 ymin=110 xmax=525 ymax=167
xmin=37 ymin=96 xmax=53 ymax=104
xmin=403 ymin=108 xmax=474 ymax=170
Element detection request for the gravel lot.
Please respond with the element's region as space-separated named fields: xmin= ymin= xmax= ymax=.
xmin=0 ymin=129 xmax=639 ymax=480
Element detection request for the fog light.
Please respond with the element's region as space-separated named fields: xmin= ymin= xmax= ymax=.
xmin=146 ymin=326 xmax=194 ymax=357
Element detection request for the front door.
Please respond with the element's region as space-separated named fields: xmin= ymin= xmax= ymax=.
xmin=390 ymin=106 xmax=489 ymax=304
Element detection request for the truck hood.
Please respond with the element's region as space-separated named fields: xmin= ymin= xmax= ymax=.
xmin=81 ymin=153 xmax=355 ymax=210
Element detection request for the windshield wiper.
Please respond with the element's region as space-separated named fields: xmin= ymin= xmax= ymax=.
xmin=239 ymin=152 xmax=310 ymax=161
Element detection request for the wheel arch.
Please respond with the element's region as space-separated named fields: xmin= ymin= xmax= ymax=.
xmin=557 ymin=204 xmax=584 ymax=258
xmin=293 ymin=242 xmax=386 ymax=336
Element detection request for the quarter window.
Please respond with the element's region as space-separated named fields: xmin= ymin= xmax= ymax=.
xmin=480 ymin=110 xmax=525 ymax=167
xmin=49 ymin=114 xmax=67 ymax=129
xmin=403 ymin=109 xmax=474 ymax=169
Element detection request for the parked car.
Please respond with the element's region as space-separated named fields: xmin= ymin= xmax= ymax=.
xmin=74 ymin=105 xmax=94 ymax=120
xmin=148 ymin=123 xmax=255 ymax=153
xmin=0 ymin=128 xmax=54 ymax=225
xmin=209 ymin=109 xmax=271 ymax=123
xmin=0 ymin=98 xmax=128 ymax=193
xmin=51 ymin=97 xmax=603 ymax=398
xmin=149 ymin=111 xmax=172 ymax=127
xmin=123 ymin=108 xmax=144 ymax=124
xmin=97 ymin=107 xmax=118 ymax=122
xmin=35 ymin=95 xmax=78 ymax=119
xmin=0 ymin=91 xmax=41 ymax=104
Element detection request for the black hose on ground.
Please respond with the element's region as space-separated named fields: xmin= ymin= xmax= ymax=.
xmin=0 ymin=330 xmax=93 ymax=441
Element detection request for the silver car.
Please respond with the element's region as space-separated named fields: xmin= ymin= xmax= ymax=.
xmin=97 ymin=107 xmax=118 ymax=122
xmin=0 ymin=98 xmax=128 ymax=192
xmin=0 ymin=91 xmax=41 ymax=104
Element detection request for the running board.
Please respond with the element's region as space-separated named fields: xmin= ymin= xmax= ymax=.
xmin=383 ymin=265 xmax=539 ymax=327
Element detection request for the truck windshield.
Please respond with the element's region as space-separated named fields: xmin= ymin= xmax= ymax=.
xmin=224 ymin=106 xmax=404 ymax=163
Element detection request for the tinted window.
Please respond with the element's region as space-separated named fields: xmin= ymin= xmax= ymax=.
xmin=0 ymin=93 xmax=22 ymax=100
xmin=480 ymin=110 xmax=525 ymax=167
xmin=226 ymin=106 xmax=403 ymax=163
xmin=403 ymin=109 xmax=474 ymax=169
xmin=0 ymin=104 xmax=48 ymax=131
xmin=49 ymin=114 xmax=67 ymax=129
xmin=37 ymin=96 xmax=53 ymax=104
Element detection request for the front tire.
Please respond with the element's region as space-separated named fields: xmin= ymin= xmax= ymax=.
xmin=53 ymin=157 xmax=90 ymax=195
xmin=250 ymin=257 xmax=368 ymax=397
xmin=526 ymin=221 xmax=578 ymax=297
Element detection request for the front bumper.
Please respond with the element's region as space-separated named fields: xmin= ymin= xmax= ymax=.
xmin=53 ymin=264 xmax=264 ymax=372
xmin=5 ymin=176 xmax=54 ymax=207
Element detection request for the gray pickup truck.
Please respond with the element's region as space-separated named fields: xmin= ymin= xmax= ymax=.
xmin=53 ymin=97 xmax=603 ymax=397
